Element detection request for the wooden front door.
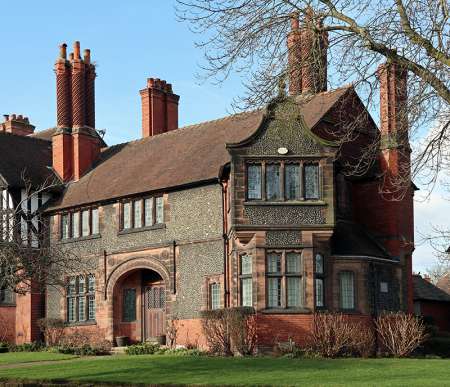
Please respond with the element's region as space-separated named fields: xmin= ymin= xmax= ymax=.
xmin=144 ymin=284 xmax=166 ymax=340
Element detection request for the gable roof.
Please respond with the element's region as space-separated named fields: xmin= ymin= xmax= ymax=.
xmin=46 ymin=87 xmax=353 ymax=211
xmin=413 ymin=274 xmax=450 ymax=302
xmin=0 ymin=132 xmax=58 ymax=189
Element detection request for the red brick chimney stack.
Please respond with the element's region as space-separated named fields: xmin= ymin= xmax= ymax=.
xmin=287 ymin=10 xmax=328 ymax=95
xmin=0 ymin=114 xmax=35 ymax=136
xmin=53 ymin=42 xmax=101 ymax=182
xmin=140 ymin=77 xmax=180 ymax=138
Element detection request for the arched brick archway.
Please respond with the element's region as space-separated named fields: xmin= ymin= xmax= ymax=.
xmin=104 ymin=257 xmax=171 ymax=343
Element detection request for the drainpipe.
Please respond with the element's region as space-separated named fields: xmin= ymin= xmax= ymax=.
xmin=103 ymin=250 xmax=107 ymax=300
xmin=221 ymin=180 xmax=229 ymax=308
xmin=172 ymin=240 xmax=177 ymax=294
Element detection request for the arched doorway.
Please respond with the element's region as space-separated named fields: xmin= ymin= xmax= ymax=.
xmin=112 ymin=268 xmax=167 ymax=343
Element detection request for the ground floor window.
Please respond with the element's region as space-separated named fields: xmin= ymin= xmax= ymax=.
xmin=123 ymin=288 xmax=137 ymax=322
xmin=67 ymin=274 xmax=96 ymax=323
xmin=240 ymin=254 xmax=253 ymax=307
xmin=339 ymin=271 xmax=355 ymax=310
xmin=266 ymin=251 xmax=303 ymax=309
xmin=210 ymin=283 xmax=221 ymax=310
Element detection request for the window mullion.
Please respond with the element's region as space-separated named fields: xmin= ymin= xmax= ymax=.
xmin=261 ymin=161 xmax=266 ymax=201
xmin=300 ymin=161 xmax=304 ymax=200
xmin=280 ymin=161 xmax=285 ymax=201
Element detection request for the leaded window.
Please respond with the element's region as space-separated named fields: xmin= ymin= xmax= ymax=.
xmin=210 ymin=283 xmax=221 ymax=310
xmin=240 ymin=254 xmax=253 ymax=307
xmin=247 ymin=164 xmax=262 ymax=200
xmin=121 ymin=196 xmax=164 ymax=231
xmin=339 ymin=271 xmax=355 ymax=310
xmin=123 ymin=288 xmax=137 ymax=322
xmin=304 ymin=164 xmax=319 ymax=200
xmin=0 ymin=189 xmax=14 ymax=242
xmin=266 ymin=164 xmax=281 ymax=200
xmin=60 ymin=208 xmax=100 ymax=240
xmin=285 ymin=164 xmax=301 ymax=200
xmin=314 ymin=254 xmax=325 ymax=308
xmin=266 ymin=251 xmax=303 ymax=309
xmin=66 ymin=274 xmax=96 ymax=323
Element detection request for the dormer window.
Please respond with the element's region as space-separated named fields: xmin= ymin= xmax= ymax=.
xmin=120 ymin=196 xmax=164 ymax=231
xmin=246 ymin=161 xmax=320 ymax=201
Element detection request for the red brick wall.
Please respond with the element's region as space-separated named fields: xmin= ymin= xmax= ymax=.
xmin=176 ymin=318 xmax=207 ymax=349
xmin=0 ymin=306 xmax=16 ymax=344
xmin=419 ymin=301 xmax=450 ymax=333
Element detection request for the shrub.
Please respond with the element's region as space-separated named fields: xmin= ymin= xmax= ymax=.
xmin=200 ymin=307 xmax=256 ymax=356
xmin=375 ymin=312 xmax=427 ymax=357
xmin=37 ymin=318 xmax=65 ymax=346
xmin=308 ymin=313 xmax=375 ymax=358
xmin=422 ymin=337 xmax=450 ymax=358
xmin=57 ymin=329 xmax=111 ymax=356
xmin=0 ymin=342 xmax=9 ymax=353
xmin=166 ymin=317 xmax=179 ymax=349
xmin=125 ymin=342 xmax=161 ymax=355
xmin=9 ymin=342 xmax=45 ymax=352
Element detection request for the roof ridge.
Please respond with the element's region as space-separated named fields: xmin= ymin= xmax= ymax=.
xmin=0 ymin=131 xmax=52 ymax=145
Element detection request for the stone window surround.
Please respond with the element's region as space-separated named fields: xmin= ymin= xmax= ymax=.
xmin=245 ymin=158 xmax=323 ymax=203
xmin=59 ymin=206 xmax=100 ymax=241
xmin=202 ymin=274 xmax=224 ymax=311
xmin=118 ymin=195 xmax=164 ymax=233
xmin=314 ymin=253 xmax=326 ymax=309
xmin=265 ymin=249 xmax=304 ymax=310
xmin=65 ymin=274 xmax=96 ymax=325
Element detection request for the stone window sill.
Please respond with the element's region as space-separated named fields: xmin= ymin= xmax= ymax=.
xmin=244 ymin=201 xmax=326 ymax=206
xmin=260 ymin=308 xmax=311 ymax=314
xmin=59 ymin=234 xmax=101 ymax=244
xmin=0 ymin=303 xmax=16 ymax=307
xmin=118 ymin=223 xmax=166 ymax=236
xmin=65 ymin=320 xmax=97 ymax=327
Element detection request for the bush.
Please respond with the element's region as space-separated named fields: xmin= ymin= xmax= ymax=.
xmin=57 ymin=330 xmax=111 ymax=356
xmin=37 ymin=318 xmax=65 ymax=346
xmin=308 ymin=313 xmax=375 ymax=358
xmin=125 ymin=342 xmax=161 ymax=355
xmin=422 ymin=337 xmax=450 ymax=358
xmin=9 ymin=342 xmax=45 ymax=352
xmin=375 ymin=312 xmax=427 ymax=357
xmin=0 ymin=342 xmax=9 ymax=353
xmin=200 ymin=307 xmax=256 ymax=356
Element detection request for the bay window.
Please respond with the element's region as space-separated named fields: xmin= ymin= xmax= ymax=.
xmin=266 ymin=251 xmax=303 ymax=309
xmin=246 ymin=161 xmax=320 ymax=201
xmin=120 ymin=196 xmax=164 ymax=231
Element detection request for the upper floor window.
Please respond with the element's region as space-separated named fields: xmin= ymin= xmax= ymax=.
xmin=61 ymin=207 xmax=99 ymax=240
xmin=121 ymin=196 xmax=164 ymax=231
xmin=240 ymin=254 xmax=253 ymax=307
xmin=339 ymin=271 xmax=355 ymax=310
xmin=0 ymin=189 xmax=14 ymax=242
xmin=67 ymin=274 xmax=96 ymax=323
xmin=315 ymin=254 xmax=325 ymax=308
xmin=266 ymin=251 xmax=303 ymax=309
xmin=246 ymin=162 xmax=320 ymax=201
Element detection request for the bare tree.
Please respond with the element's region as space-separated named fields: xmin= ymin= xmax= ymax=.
xmin=0 ymin=174 xmax=89 ymax=296
xmin=176 ymin=0 xmax=449 ymax=189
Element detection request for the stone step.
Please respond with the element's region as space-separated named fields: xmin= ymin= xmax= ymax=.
xmin=111 ymin=346 xmax=127 ymax=355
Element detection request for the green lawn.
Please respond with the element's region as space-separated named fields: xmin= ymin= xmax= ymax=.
xmin=0 ymin=352 xmax=76 ymax=366
xmin=0 ymin=355 xmax=449 ymax=386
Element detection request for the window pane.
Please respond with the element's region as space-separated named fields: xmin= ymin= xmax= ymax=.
xmin=67 ymin=297 xmax=76 ymax=322
xmin=241 ymin=254 xmax=252 ymax=275
xmin=266 ymin=164 xmax=281 ymax=200
xmin=88 ymin=295 xmax=96 ymax=320
xmin=315 ymin=278 xmax=324 ymax=307
xmin=286 ymin=253 xmax=301 ymax=273
xmin=315 ymin=254 xmax=324 ymax=274
xmin=72 ymin=212 xmax=80 ymax=238
xmin=340 ymin=272 xmax=355 ymax=309
xmin=92 ymin=208 xmax=99 ymax=235
xmin=287 ymin=277 xmax=301 ymax=307
xmin=123 ymin=202 xmax=132 ymax=229
xmin=123 ymin=289 xmax=137 ymax=322
xmin=78 ymin=296 xmax=86 ymax=321
xmin=304 ymin=164 xmax=319 ymax=200
xmin=144 ymin=198 xmax=154 ymax=226
xmin=155 ymin=197 xmax=164 ymax=224
xmin=134 ymin=200 xmax=142 ymax=228
xmin=210 ymin=283 xmax=221 ymax=310
xmin=68 ymin=277 xmax=76 ymax=295
xmin=78 ymin=275 xmax=85 ymax=294
xmin=61 ymin=214 xmax=70 ymax=239
xmin=267 ymin=277 xmax=282 ymax=307
xmin=81 ymin=210 xmax=90 ymax=236
xmin=267 ymin=253 xmax=281 ymax=274
xmin=247 ymin=165 xmax=262 ymax=200
xmin=241 ymin=278 xmax=252 ymax=307
xmin=285 ymin=164 xmax=300 ymax=200
xmin=88 ymin=275 xmax=95 ymax=293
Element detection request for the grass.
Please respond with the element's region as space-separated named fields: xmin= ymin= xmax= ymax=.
xmin=0 ymin=355 xmax=450 ymax=386
xmin=0 ymin=352 xmax=76 ymax=366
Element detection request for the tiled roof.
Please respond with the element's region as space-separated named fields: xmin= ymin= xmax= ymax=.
xmin=437 ymin=273 xmax=450 ymax=296
xmin=29 ymin=127 xmax=57 ymax=141
xmin=414 ymin=274 xmax=450 ymax=302
xmin=46 ymin=87 xmax=352 ymax=211
xmin=0 ymin=132 xmax=58 ymax=188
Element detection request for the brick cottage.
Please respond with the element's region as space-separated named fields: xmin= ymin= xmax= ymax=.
xmin=0 ymin=14 xmax=415 ymax=349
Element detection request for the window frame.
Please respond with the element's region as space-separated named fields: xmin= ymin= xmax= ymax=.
xmin=66 ymin=274 xmax=96 ymax=324
xmin=245 ymin=160 xmax=321 ymax=202
xmin=122 ymin=288 xmax=137 ymax=322
xmin=266 ymin=250 xmax=303 ymax=310
xmin=239 ymin=254 xmax=253 ymax=307
xmin=60 ymin=207 xmax=100 ymax=240
xmin=339 ymin=271 xmax=356 ymax=311
xmin=314 ymin=253 xmax=325 ymax=309
xmin=209 ymin=283 xmax=221 ymax=310
xmin=120 ymin=196 xmax=164 ymax=232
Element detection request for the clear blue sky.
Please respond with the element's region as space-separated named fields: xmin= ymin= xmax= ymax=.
xmin=0 ymin=0 xmax=244 ymax=145
xmin=1 ymin=0 xmax=446 ymax=272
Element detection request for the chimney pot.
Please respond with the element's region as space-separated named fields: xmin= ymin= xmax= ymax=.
xmin=11 ymin=114 xmax=16 ymax=120
xmin=69 ymin=52 xmax=74 ymax=61
xmin=3 ymin=114 xmax=9 ymax=121
xmin=59 ymin=43 xmax=67 ymax=60
xmin=73 ymin=41 xmax=81 ymax=60
xmin=83 ymin=49 xmax=91 ymax=64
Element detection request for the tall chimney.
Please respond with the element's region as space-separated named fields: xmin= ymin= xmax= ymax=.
xmin=71 ymin=41 xmax=86 ymax=128
xmin=287 ymin=10 xmax=328 ymax=95
xmin=84 ymin=49 xmax=96 ymax=128
xmin=140 ymin=78 xmax=180 ymax=138
xmin=55 ymin=43 xmax=72 ymax=128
